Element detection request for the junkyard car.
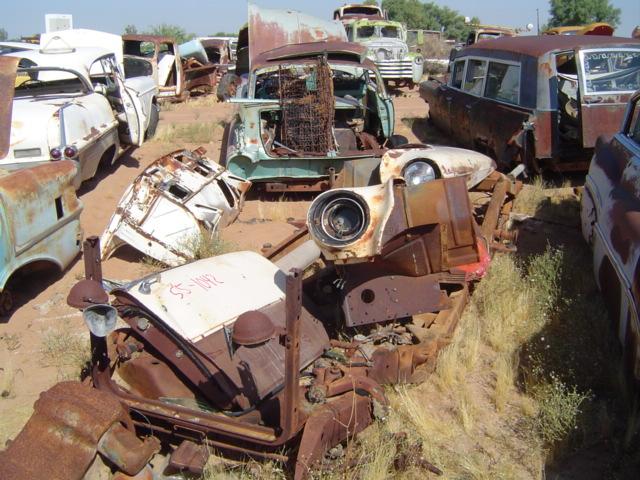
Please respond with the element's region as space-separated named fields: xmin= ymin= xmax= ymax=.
xmin=2 ymin=45 xmax=158 ymax=185
xmin=100 ymin=147 xmax=251 ymax=266
xmin=0 ymin=56 xmax=82 ymax=314
xmin=343 ymin=18 xmax=423 ymax=87
xmin=544 ymin=23 xmax=614 ymax=36
xmin=0 ymin=155 xmax=519 ymax=478
xmin=333 ymin=3 xmax=386 ymax=21
xmin=422 ymin=35 xmax=640 ymax=172
xmin=222 ymin=6 xmax=495 ymax=191
xmin=581 ymin=89 xmax=640 ymax=386
xmin=124 ymin=34 xmax=224 ymax=101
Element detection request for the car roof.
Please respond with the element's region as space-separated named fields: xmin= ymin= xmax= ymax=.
xmin=462 ymin=34 xmax=640 ymax=57
xmin=122 ymin=34 xmax=175 ymax=44
xmin=6 ymin=46 xmax=113 ymax=70
xmin=0 ymin=41 xmax=39 ymax=51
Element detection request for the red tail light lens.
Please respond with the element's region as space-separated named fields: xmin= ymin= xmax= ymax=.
xmin=50 ymin=148 xmax=62 ymax=160
xmin=64 ymin=145 xmax=78 ymax=158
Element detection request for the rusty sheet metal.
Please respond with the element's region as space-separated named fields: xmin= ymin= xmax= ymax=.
xmin=100 ymin=148 xmax=250 ymax=266
xmin=582 ymin=94 xmax=640 ymax=382
xmin=461 ymin=35 xmax=640 ymax=59
xmin=295 ymin=393 xmax=374 ymax=480
xmin=0 ymin=381 xmax=128 ymax=480
xmin=248 ymin=4 xmax=347 ymax=68
xmin=0 ymin=56 xmax=18 ymax=159
xmin=580 ymin=96 xmax=631 ymax=149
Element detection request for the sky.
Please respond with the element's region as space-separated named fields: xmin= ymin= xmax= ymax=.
xmin=3 ymin=0 xmax=639 ymax=40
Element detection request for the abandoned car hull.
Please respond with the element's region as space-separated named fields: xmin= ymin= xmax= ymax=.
xmin=0 ymin=161 xmax=82 ymax=313
xmin=581 ymin=90 xmax=640 ymax=384
xmin=100 ymin=148 xmax=250 ymax=266
xmin=422 ymin=35 xmax=640 ymax=172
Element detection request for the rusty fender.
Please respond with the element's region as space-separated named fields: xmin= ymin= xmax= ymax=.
xmin=0 ymin=381 xmax=159 ymax=480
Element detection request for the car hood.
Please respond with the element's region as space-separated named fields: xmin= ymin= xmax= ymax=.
xmin=248 ymin=3 xmax=347 ymax=69
xmin=360 ymin=38 xmax=407 ymax=50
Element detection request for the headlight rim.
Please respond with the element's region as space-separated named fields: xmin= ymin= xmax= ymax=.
xmin=402 ymin=159 xmax=439 ymax=186
xmin=308 ymin=190 xmax=370 ymax=248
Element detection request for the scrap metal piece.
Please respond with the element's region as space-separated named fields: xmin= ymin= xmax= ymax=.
xmin=0 ymin=381 xmax=151 ymax=480
xmin=0 ymin=56 xmax=18 ymax=159
xmin=248 ymin=4 xmax=347 ymax=68
xmin=100 ymin=148 xmax=251 ymax=266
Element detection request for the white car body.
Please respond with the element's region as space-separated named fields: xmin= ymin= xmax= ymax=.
xmin=2 ymin=46 xmax=157 ymax=186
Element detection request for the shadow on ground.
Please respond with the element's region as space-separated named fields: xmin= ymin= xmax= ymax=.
xmin=514 ymin=195 xmax=640 ymax=479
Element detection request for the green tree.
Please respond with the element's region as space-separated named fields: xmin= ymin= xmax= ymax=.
xmin=210 ymin=31 xmax=237 ymax=37
xmin=363 ymin=0 xmax=379 ymax=5
xmin=382 ymin=0 xmax=480 ymax=41
xmin=0 ymin=28 xmax=7 ymax=42
xmin=146 ymin=24 xmax=195 ymax=44
xmin=547 ymin=0 xmax=620 ymax=28
xmin=123 ymin=24 xmax=138 ymax=35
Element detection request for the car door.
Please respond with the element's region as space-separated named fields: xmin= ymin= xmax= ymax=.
xmin=577 ymin=48 xmax=640 ymax=148
xmin=453 ymin=58 xmax=487 ymax=147
xmin=439 ymin=58 xmax=466 ymax=136
xmin=106 ymin=56 xmax=145 ymax=146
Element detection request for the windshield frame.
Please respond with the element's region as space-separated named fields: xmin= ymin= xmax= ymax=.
xmin=578 ymin=47 xmax=640 ymax=96
xmin=14 ymin=66 xmax=93 ymax=96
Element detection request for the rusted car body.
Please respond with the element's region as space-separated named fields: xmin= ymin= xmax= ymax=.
xmin=581 ymin=90 xmax=640 ymax=387
xmin=0 ymin=61 xmax=82 ymax=315
xmin=2 ymin=158 xmax=519 ymax=478
xmin=222 ymin=6 xmax=495 ymax=192
xmin=422 ymin=35 xmax=640 ymax=172
xmin=123 ymin=34 xmax=223 ymax=102
xmin=0 ymin=161 xmax=83 ymax=315
xmin=1 ymin=45 xmax=157 ymax=185
xmin=179 ymin=37 xmax=234 ymax=95
xmin=100 ymin=147 xmax=251 ymax=266
xmin=333 ymin=4 xmax=386 ymax=21
xmin=465 ymin=25 xmax=516 ymax=46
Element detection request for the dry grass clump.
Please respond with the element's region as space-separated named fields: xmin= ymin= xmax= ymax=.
xmin=257 ymin=196 xmax=301 ymax=223
xmin=181 ymin=232 xmax=238 ymax=260
xmin=152 ymin=121 xmax=223 ymax=144
xmin=314 ymin=247 xmax=586 ymax=480
xmin=39 ymin=325 xmax=90 ymax=380
xmin=513 ymin=177 xmax=578 ymax=225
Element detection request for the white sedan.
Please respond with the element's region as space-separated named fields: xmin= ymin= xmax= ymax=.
xmin=2 ymin=45 xmax=159 ymax=186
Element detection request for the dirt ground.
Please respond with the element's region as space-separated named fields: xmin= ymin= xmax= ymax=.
xmin=0 ymin=88 xmax=433 ymax=444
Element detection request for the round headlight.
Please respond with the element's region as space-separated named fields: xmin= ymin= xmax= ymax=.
xmin=403 ymin=161 xmax=437 ymax=186
xmin=309 ymin=191 xmax=369 ymax=247
xmin=414 ymin=56 xmax=423 ymax=65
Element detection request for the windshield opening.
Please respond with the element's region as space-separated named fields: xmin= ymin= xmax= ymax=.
xmin=582 ymin=49 xmax=640 ymax=94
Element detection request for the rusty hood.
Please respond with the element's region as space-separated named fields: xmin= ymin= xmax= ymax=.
xmin=0 ymin=56 xmax=18 ymax=160
xmin=248 ymin=3 xmax=347 ymax=69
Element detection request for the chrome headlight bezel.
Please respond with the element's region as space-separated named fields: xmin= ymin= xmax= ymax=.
xmin=402 ymin=160 xmax=438 ymax=186
xmin=308 ymin=191 xmax=370 ymax=248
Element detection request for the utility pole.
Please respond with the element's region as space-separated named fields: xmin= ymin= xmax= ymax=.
xmin=536 ymin=8 xmax=540 ymax=34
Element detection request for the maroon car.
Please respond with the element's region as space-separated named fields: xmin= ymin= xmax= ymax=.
xmin=421 ymin=35 xmax=640 ymax=172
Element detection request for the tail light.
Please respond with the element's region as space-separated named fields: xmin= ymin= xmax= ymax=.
xmin=50 ymin=148 xmax=62 ymax=160
xmin=64 ymin=145 xmax=78 ymax=159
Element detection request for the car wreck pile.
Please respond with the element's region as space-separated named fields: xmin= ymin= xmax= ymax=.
xmin=0 ymin=166 xmax=520 ymax=479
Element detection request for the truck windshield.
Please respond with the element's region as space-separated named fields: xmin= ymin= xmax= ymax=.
xmin=581 ymin=49 xmax=640 ymax=94
xmin=357 ymin=25 xmax=401 ymax=40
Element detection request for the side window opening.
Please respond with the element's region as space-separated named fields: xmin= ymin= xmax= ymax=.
xmin=627 ymin=99 xmax=640 ymax=144
xmin=462 ymin=59 xmax=487 ymax=95
xmin=451 ymin=60 xmax=465 ymax=89
xmin=484 ymin=62 xmax=520 ymax=105
xmin=54 ymin=197 xmax=64 ymax=220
